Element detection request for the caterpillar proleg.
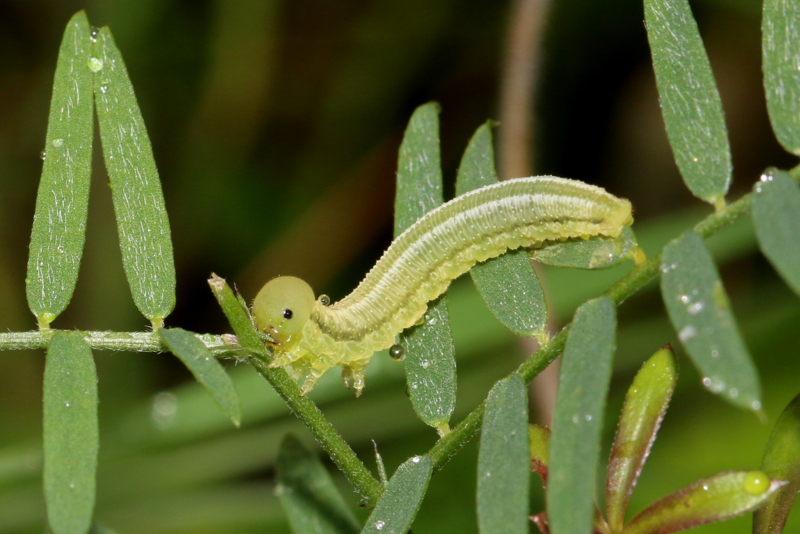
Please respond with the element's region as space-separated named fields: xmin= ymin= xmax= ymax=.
xmin=253 ymin=176 xmax=633 ymax=396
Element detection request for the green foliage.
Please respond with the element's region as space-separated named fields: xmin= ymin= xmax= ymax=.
xmin=476 ymin=376 xmax=529 ymax=534
xmin=643 ymin=0 xmax=732 ymax=208
xmin=393 ymin=102 xmax=456 ymax=432
xmin=92 ymin=27 xmax=175 ymax=327
xmin=158 ymin=327 xmax=241 ymax=427
xmin=4 ymin=1 xmax=800 ymax=532
xmin=43 ymin=332 xmax=97 ymax=534
xmin=361 ymin=455 xmax=431 ymax=534
xmin=26 ymin=12 xmax=94 ymax=328
xmin=660 ymin=231 xmax=761 ymax=411
xmin=276 ymin=434 xmax=360 ymax=534
xmin=456 ymin=122 xmax=548 ymax=340
xmin=548 ymin=297 xmax=616 ymax=534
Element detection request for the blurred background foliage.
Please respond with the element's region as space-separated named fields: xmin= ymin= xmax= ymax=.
xmin=0 ymin=0 xmax=797 ymax=532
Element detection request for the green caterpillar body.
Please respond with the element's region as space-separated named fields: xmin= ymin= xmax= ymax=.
xmin=253 ymin=176 xmax=633 ymax=395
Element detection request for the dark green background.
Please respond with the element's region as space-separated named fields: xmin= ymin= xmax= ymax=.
xmin=0 ymin=0 xmax=797 ymax=532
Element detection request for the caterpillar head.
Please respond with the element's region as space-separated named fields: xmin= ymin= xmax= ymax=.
xmin=252 ymin=276 xmax=315 ymax=350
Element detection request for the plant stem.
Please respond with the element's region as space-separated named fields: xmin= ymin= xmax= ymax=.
xmin=0 ymin=330 xmax=231 ymax=354
xmin=246 ymin=357 xmax=384 ymax=505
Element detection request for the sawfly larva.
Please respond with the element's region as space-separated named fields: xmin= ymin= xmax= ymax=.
xmin=253 ymin=176 xmax=633 ymax=396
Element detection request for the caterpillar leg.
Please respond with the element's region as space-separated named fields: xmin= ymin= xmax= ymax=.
xmin=299 ymin=359 xmax=337 ymax=396
xmin=341 ymin=363 xmax=367 ymax=397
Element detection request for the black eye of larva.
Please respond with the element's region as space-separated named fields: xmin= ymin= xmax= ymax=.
xmin=283 ymin=309 xmax=293 ymax=320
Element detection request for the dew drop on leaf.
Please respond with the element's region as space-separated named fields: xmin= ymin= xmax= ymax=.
xmin=744 ymin=470 xmax=770 ymax=495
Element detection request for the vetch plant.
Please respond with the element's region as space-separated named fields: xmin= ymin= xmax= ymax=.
xmin=3 ymin=2 xmax=800 ymax=532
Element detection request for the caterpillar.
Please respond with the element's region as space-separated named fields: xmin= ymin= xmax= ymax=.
xmin=253 ymin=176 xmax=633 ymax=396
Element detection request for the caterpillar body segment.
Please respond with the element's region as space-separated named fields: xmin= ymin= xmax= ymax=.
xmin=252 ymin=176 xmax=634 ymax=395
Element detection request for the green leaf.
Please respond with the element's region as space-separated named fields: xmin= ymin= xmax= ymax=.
xmin=644 ymin=0 xmax=731 ymax=207
xmin=43 ymin=332 xmax=98 ymax=534
xmin=394 ymin=102 xmax=444 ymax=235
xmin=361 ymin=455 xmax=431 ymax=534
xmin=752 ymin=170 xmax=800 ymax=296
xmin=159 ymin=327 xmax=241 ymax=427
xmin=92 ymin=27 xmax=175 ymax=327
xmin=754 ymin=393 xmax=800 ymax=534
xmin=455 ymin=122 xmax=547 ymax=339
xmin=477 ymin=375 xmax=530 ymax=534
xmin=605 ymin=346 xmax=677 ymax=531
xmin=530 ymin=227 xmax=639 ymax=270
xmin=624 ymin=471 xmax=782 ymax=534
xmin=660 ymin=231 xmax=761 ymax=411
xmin=762 ymin=0 xmax=800 ymax=154
xmin=548 ymin=297 xmax=616 ymax=534
xmin=26 ymin=11 xmax=94 ymax=328
xmin=394 ymin=102 xmax=456 ymax=431
xmin=276 ymin=434 xmax=360 ymax=534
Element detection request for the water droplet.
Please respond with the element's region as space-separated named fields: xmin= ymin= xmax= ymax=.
xmin=99 ymin=85 xmax=109 ymax=94
xmin=584 ymin=414 xmax=592 ymax=421
xmin=389 ymin=344 xmax=404 ymax=360
xmin=759 ymin=173 xmax=774 ymax=182
xmin=571 ymin=415 xmax=579 ymax=424
xmin=679 ymin=294 xmax=691 ymax=304
xmin=152 ymin=391 xmax=178 ymax=429
xmin=375 ymin=520 xmax=386 ymax=530
xmin=702 ymin=484 xmax=709 ymax=491
xmin=420 ymin=360 xmax=429 ymax=369
xmin=56 ymin=245 xmax=65 ymax=254
xmin=744 ymin=470 xmax=770 ymax=495
xmin=412 ymin=456 xmax=421 ymax=463
xmin=51 ymin=138 xmax=63 ymax=148
xmin=710 ymin=348 xmax=719 ymax=358
xmin=90 ymin=27 xmax=99 ymax=42
xmin=678 ymin=325 xmax=697 ymax=342
xmin=69 ymin=482 xmax=75 ymax=489
xmin=728 ymin=387 xmax=739 ymax=398
xmin=688 ymin=302 xmax=704 ymax=315
xmin=87 ymin=57 xmax=103 ymax=72
xmin=702 ymin=376 xmax=726 ymax=393
xmin=319 ymin=294 xmax=330 ymax=306
xmin=40 ymin=150 xmax=47 ymax=160
xmin=64 ymin=402 xmax=70 ymax=407
xmin=751 ymin=400 xmax=762 ymax=411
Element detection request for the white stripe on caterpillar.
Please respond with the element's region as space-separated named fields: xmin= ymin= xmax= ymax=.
xmin=253 ymin=176 xmax=633 ymax=395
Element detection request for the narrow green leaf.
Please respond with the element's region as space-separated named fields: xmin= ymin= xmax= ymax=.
xmin=752 ymin=170 xmax=800 ymax=296
xmin=530 ymin=227 xmax=639 ymax=270
xmin=456 ymin=122 xmax=547 ymax=339
xmin=548 ymin=297 xmax=616 ymax=534
xmin=159 ymin=327 xmax=241 ymax=427
xmin=43 ymin=332 xmax=98 ymax=534
xmin=660 ymin=231 xmax=761 ymax=411
xmin=207 ymin=273 xmax=267 ymax=356
xmin=27 ymin=11 xmax=94 ymax=327
xmin=529 ymin=424 xmax=550 ymax=479
xmin=394 ymin=102 xmax=444 ymax=235
xmin=394 ymin=102 xmax=456 ymax=431
xmin=754 ymin=393 xmax=800 ymax=534
xmin=763 ymin=0 xmax=800 ymax=154
xmin=477 ymin=375 xmax=530 ymax=534
xmin=276 ymin=434 xmax=360 ymax=534
xmin=361 ymin=455 xmax=431 ymax=534
xmin=605 ymin=346 xmax=677 ymax=531
xmin=644 ymin=0 xmax=731 ymax=206
xmin=624 ymin=471 xmax=782 ymax=534
xmin=92 ymin=27 xmax=175 ymax=327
